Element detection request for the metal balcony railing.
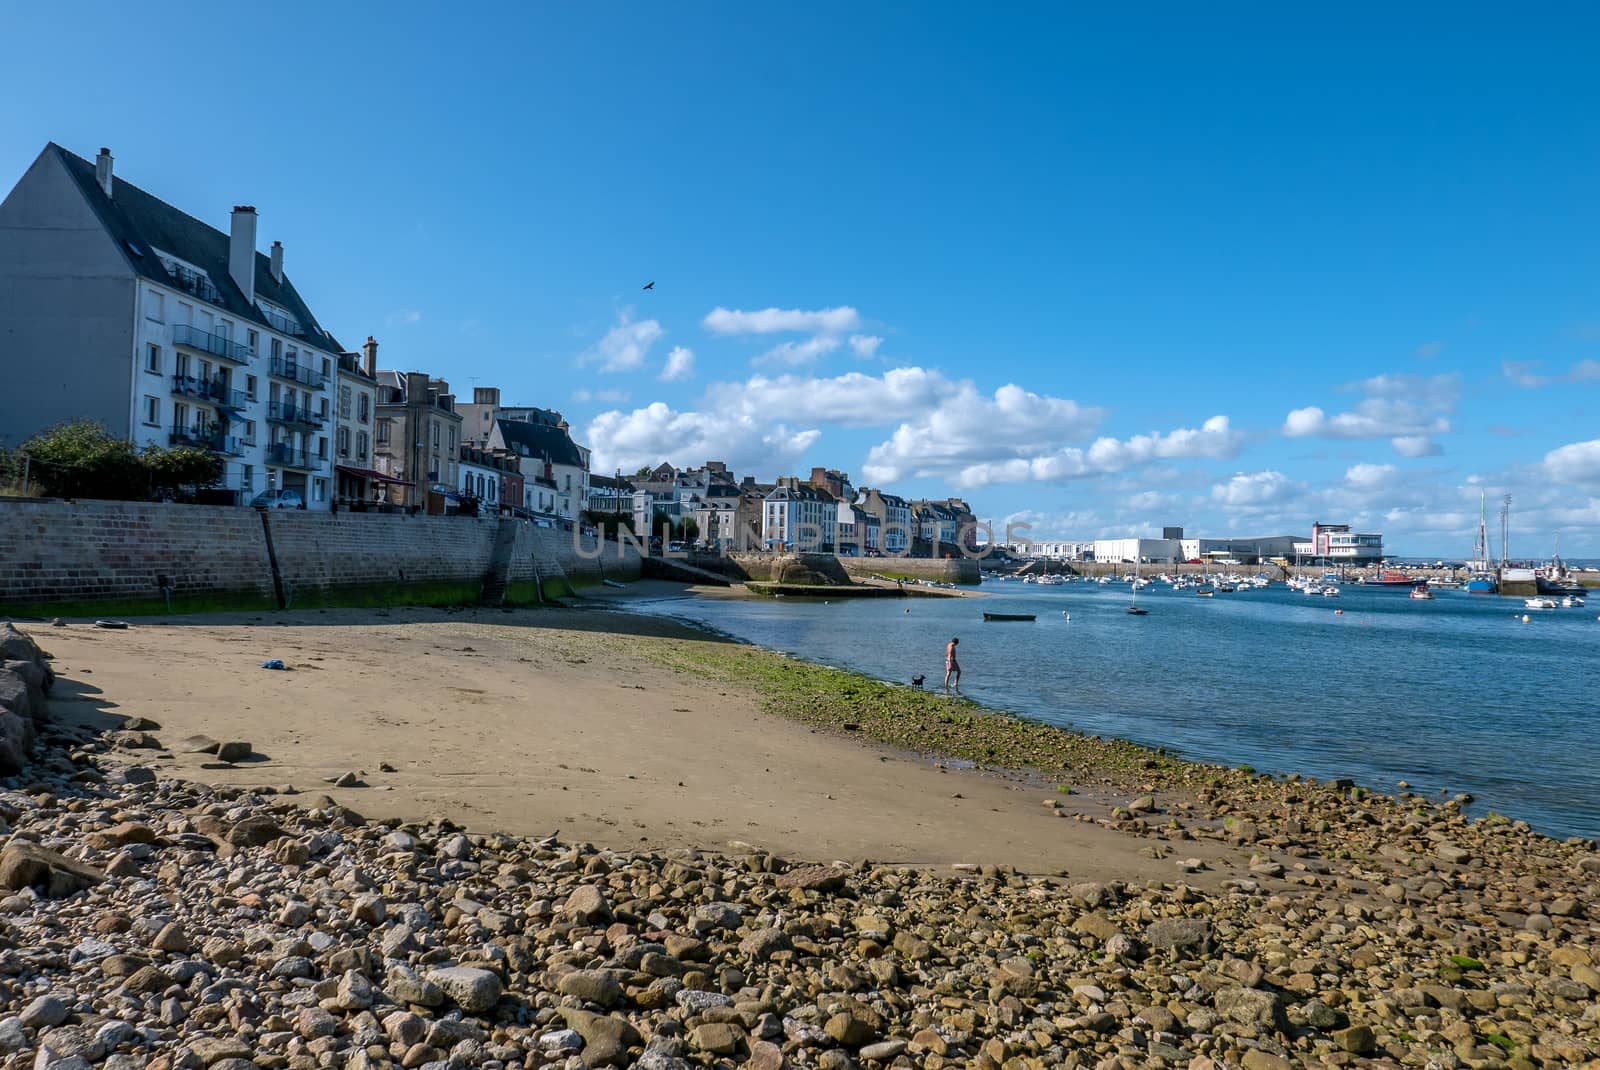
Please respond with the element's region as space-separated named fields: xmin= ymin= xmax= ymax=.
xmin=266 ymin=400 xmax=325 ymax=428
xmin=172 ymin=323 xmax=251 ymax=363
xmin=168 ymin=425 xmax=247 ymax=456
xmin=170 ymin=375 xmax=248 ymax=409
xmin=266 ymin=443 xmax=321 ymax=470
xmin=261 ymin=307 xmax=304 ymax=337
xmin=269 ymin=356 xmax=325 ymax=389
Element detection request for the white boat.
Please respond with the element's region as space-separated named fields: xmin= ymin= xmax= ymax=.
xmin=1409 ymin=585 xmax=1434 ymax=600
xmin=1524 ymin=597 xmax=1558 ymax=610
xmin=1563 ymin=595 xmax=1586 ymax=608
xmin=1321 ymin=586 xmax=1340 ymax=597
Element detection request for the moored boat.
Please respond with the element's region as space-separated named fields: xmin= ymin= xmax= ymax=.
xmin=983 ymin=612 xmax=1036 ymax=622
xmin=1361 ymin=570 xmax=1421 ymax=588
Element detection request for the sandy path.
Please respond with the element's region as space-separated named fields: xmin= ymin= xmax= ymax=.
xmin=27 ymin=604 xmax=1243 ymax=883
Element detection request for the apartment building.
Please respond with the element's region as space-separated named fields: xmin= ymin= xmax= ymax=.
xmin=373 ymin=371 xmax=462 ymax=510
xmin=464 ymin=387 xmax=591 ymax=521
xmin=855 ymin=488 xmax=913 ymax=553
xmin=763 ymin=478 xmax=837 ymax=550
xmin=332 ymin=337 xmax=383 ymax=506
xmin=0 ymin=143 xmax=342 ymax=506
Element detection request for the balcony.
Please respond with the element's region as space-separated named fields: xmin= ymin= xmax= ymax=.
xmin=269 ymin=356 xmax=325 ymax=389
xmin=266 ymin=443 xmax=322 ymax=471
xmin=170 ymin=375 xmax=248 ymax=410
xmin=266 ymin=400 xmax=325 ymax=429
xmin=168 ymin=425 xmax=248 ymax=456
xmin=173 ymin=323 xmax=252 ymax=364
xmin=261 ymin=306 xmax=304 ymax=337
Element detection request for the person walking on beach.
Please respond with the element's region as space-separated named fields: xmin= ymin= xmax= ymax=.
xmin=943 ymin=636 xmax=961 ymax=694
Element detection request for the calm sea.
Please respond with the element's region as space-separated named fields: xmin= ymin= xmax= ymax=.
xmin=627 ymin=579 xmax=1600 ymax=840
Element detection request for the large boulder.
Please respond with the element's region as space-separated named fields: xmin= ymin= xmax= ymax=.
xmin=0 ymin=842 xmax=105 ymax=897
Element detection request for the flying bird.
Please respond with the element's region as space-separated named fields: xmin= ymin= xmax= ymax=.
xmin=642 ymin=281 xmax=655 ymax=290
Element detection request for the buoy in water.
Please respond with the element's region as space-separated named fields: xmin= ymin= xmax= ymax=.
xmin=1522 ymin=614 xmax=1531 ymax=623
xmin=1062 ymin=612 xmax=1071 ymax=620
xmin=1334 ymin=609 xmax=1343 ymax=615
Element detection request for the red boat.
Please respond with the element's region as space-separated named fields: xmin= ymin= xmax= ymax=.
xmin=1361 ymin=570 xmax=1422 ymax=588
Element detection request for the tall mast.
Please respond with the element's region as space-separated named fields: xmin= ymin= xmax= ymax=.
xmin=1499 ymin=494 xmax=1512 ymax=568
xmin=1472 ymin=490 xmax=1488 ymax=567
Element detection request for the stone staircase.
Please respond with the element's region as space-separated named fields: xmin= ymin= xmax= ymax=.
xmin=478 ymin=519 xmax=519 ymax=606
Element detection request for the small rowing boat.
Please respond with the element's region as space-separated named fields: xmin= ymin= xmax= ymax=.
xmin=983 ymin=612 xmax=1036 ymax=622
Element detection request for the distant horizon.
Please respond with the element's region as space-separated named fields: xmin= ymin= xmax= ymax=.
xmin=3 ymin=6 xmax=1596 ymax=550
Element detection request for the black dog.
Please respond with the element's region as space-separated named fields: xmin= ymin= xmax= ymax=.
xmin=911 ymin=674 xmax=925 ymax=688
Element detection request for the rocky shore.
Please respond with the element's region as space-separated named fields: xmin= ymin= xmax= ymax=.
xmin=1 ymin=621 xmax=1597 ymax=1070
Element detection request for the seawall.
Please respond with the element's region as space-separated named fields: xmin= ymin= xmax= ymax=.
xmin=701 ymin=552 xmax=978 ymax=585
xmin=0 ymin=499 xmax=640 ymax=613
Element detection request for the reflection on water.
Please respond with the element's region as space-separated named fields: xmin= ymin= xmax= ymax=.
xmin=628 ymin=580 xmax=1600 ymax=839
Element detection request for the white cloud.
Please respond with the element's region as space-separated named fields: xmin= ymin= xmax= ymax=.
xmin=1504 ymin=358 xmax=1600 ymax=388
xmin=755 ymin=334 xmax=843 ymax=366
xmin=861 ymin=383 xmax=1110 ymax=485
xmin=1344 ymin=462 xmax=1398 ymax=488
xmin=579 ymin=311 xmax=665 ymax=373
xmin=1391 ymin=435 xmax=1442 ymax=458
xmin=1281 ymin=373 xmax=1457 ymax=456
xmin=704 ymin=366 xmax=960 ymax=428
xmin=571 ymin=388 xmax=630 ymax=404
xmin=1502 ymin=360 xmax=1550 ymax=388
xmin=703 ymin=306 xmax=862 ymax=335
xmin=586 ymin=402 xmax=820 ymax=476
xmin=849 ymin=334 xmax=883 ymax=359
xmin=660 ymin=346 xmax=695 ymax=382
xmin=1211 ymin=470 xmax=1293 ymax=506
xmin=1543 ymin=440 xmax=1600 ymax=484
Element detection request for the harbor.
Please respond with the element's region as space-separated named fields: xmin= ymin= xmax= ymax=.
xmin=632 ymin=575 xmax=1600 ymax=840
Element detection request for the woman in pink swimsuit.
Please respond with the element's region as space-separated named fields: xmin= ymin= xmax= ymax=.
xmin=943 ymin=637 xmax=961 ymax=693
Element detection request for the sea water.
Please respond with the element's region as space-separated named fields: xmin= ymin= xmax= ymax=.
xmin=629 ymin=581 xmax=1600 ymax=840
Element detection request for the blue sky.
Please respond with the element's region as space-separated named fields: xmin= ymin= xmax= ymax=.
xmin=5 ymin=4 xmax=1600 ymax=554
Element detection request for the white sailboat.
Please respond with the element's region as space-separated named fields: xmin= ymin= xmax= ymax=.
xmin=1127 ymin=558 xmax=1148 ymax=615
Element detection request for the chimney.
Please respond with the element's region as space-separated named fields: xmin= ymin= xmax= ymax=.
xmin=229 ymin=206 xmax=257 ymax=303
xmin=269 ymin=240 xmax=284 ymax=284
xmin=362 ymin=336 xmax=378 ymax=377
xmin=94 ymin=148 xmax=113 ymax=198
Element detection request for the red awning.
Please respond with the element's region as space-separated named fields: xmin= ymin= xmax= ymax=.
xmin=335 ymin=465 xmax=413 ymax=486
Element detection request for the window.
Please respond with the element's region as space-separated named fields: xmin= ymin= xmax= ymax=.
xmin=319 ymin=397 xmax=329 ymax=418
xmin=241 ymin=465 xmax=254 ymax=492
xmin=337 ymin=427 xmax=350 ymax=456
xmin=143 ymin=290 xmax=163 ymax=323
xmin=175 ymin=353 xmax=190 ymax=378
xmin=358 ymin=394 xmax=369 ymax=422
xmin=321 ymin=357 xmax=330 ymax=377
xmin=243 ymin=420 xmax=256 ymax=443
xmin=145 ymin=344 xmax=161 ymax=373
xmin=313 ymin=478 xmax=327 ymax=503
xmin=246 ymin=329 xmax=258 ymax=355
xmin=376 ymin=419 xmax=390 ymax=445
xmin=217 ymin=320 xmax=232 ymax=344
xmin=356 ymin=431 xmax=368 ymax=461
xmin=432 ymin=423 xmax=440 ymax=451
xmin=317 ymin=436 xmax=328 ymax=459
xmin=143 ymin=396 xmax=160 ymax=426
xmin=245 ymin=375 xmax=257 ymax=399
xmin=339 ymin=385 xmax=352 ymax=419
xmin=271 ymin=338 xmax=282 ymax=361
xmin=173 ymin=402 xmax=189 ymax=430
xmin=448 ymin=427 xmax=455 ymax=451
xmin=177 ymin=301 xmax=193 ymax=326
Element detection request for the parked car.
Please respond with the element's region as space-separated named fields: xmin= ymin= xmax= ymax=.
xmin=249 ymin=489 xmax=305 ymax=510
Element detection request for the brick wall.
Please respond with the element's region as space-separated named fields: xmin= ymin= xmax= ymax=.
xmin=0 ymin=500 xmax=641 ymax=610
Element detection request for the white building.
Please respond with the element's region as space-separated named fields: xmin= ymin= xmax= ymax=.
xmin=763 ymin=481 xmax=837 ymax=550
xmin=1093 ymin=537 xmax=1184 ymax=564
xmin=1295 ymin=522 xmax=1384 ymax=562
xmin=856 ymin=488 xmax=913 ymax=553
xmin=488 ymin=412 xmax=589 ymax=522
xmin=0 ymin=144 xmax=341 ymax=507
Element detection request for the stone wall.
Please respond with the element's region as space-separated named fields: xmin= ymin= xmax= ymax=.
xmin=708 ymin=552 xmax=979 ymax=585
xmin=0 ymin=499 xmax=275 ymax=608
xmin=0 ymin=499 xmax=641 ymax=612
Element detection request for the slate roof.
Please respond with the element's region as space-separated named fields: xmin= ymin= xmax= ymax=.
xmin=49 ymin=143 xmax=344 ymax=354
xmin=496 ymin=417 xmax=585 ymax=468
